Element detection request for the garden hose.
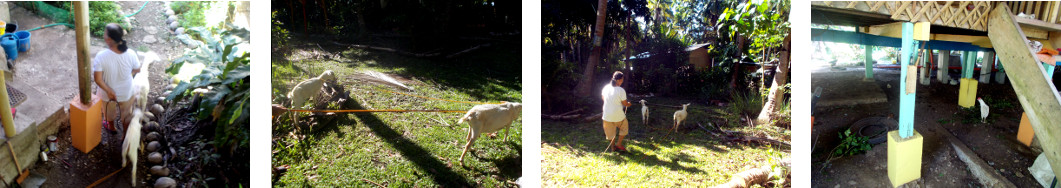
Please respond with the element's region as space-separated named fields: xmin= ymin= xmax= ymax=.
xmin=124 ymin=1 xmax=150 ymax=18
xmin=25 ymin=23 xmax=74 ymax=32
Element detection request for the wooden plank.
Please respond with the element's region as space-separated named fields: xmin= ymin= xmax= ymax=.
xmin=988 ymin=3 xmax=1061 ymax=180
xmin=1016 ymin=16 xmax=1061 ymax=32
xmin=868 ymin=22 xmax=906 ymax=38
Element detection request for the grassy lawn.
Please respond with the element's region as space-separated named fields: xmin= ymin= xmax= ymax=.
xmin=271 ymin=40 xmax=522 ymax=187
xmin=542 ymin=97 xmax=790 ymax=187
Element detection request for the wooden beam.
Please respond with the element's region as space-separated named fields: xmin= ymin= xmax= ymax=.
xmin=988 ymin=3 xmax=1061 ymax=179
xmin=1016 ymin=16 xmax=1061 ymax=31
xmin=867 ymin=22 xmax=906 ymax=38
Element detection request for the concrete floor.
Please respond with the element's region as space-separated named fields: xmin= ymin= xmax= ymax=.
xmin=812 ymin=66 xmax=889 ymax=107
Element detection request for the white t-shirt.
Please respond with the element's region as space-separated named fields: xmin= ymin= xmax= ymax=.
xmin=601 ymin=84 xmax=627 ymax=122
xmin=92 ymin=49 xmax=140 ymax=102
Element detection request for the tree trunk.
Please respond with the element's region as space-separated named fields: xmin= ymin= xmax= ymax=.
xmin=574 ymin=0 xmax=609 ymax=96
xmin=756 ymin=35 xmax=791 ymax=124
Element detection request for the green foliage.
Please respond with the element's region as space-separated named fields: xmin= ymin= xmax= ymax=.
xmin=172 ymin=1 xmax=211 ymax=29
xmin=716 ymin=0 xmax=790 ymax=63
xmin=271 ymin=11 xmax=289 ymax=51
xmin=53 ymin=1 xmax=128 ymax=36
xmin=165 ymin=25 xmax=250 ymax=153
xmin=834 ymin=128 xmax=871 ymax=156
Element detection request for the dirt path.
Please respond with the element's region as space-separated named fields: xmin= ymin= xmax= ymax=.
xmin=811 ymin=67 xmax=1040 ymax=187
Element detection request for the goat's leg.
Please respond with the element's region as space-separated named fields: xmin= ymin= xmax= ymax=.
xmin=459 ymin=128 xmax=479 ymax=166
xmin=504 ymin=124 xmax=510 ymax=142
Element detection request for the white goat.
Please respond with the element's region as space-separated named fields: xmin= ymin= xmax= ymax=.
xmin=640 ymin=99 xmax=649 ymax=125
xmin=672 ymin=103 xmax=690 ymax=135
xmin=457 ymin=102 xmax=522 ymax=166
xmin=286 ymin=70 xmax=336 ymax=124
xmin=132 ymin=51 xmax=159 ymax=110
xmin=121 ymin=108 xmax=144 ymax=186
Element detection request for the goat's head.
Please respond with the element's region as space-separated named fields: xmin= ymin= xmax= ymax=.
xmin=639 ymin=99 xmax=646 ymax=105
xmin=319 ymin=70 xmax=336 ymax=81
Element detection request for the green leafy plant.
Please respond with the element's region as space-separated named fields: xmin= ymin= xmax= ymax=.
xmin=165 ymin=25 xmax=250 ymax=154
xmin=833 ymin=128 xmax=870 ymax=156
xmin=271 ymin=11 xmax=289 ymax=51
xmin=52 ymin=1 xmax=129 ymax=36
xmin=172 ymin=1 xmax=211 ymax=29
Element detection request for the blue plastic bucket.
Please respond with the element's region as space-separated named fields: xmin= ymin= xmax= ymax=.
xmin=14 ymin=31 xmax=29 ymax=52
xmin=1 ymin=34 xmax=17 ymax=60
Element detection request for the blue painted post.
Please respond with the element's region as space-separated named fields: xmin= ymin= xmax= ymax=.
xmin=866 ymin=45 xmax=874 ymax=80
xmin=899 ymin=22 xmax=916 ymax=138
xmin=962 ymin=51 xmax=975 ymax=78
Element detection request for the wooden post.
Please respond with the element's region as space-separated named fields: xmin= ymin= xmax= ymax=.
xmin=865 ymin=44 xmax=874 ymax=81
xmin=980 ymin=51 xmax=995 ymax=83
xmin=898 ymin=22 xmax=918 ymax=138
xmin=988 ymin=3 xmax=1061 ymax=178
xmin=919 ymin=49 xmax=930 ymax=85
xmin=996 ymin=58 xmax=1008 ymax=84
xmin=938 ymin=50 xmax=951 ymax=83
xmin=74 ymin=1 xmax=91 ymax=105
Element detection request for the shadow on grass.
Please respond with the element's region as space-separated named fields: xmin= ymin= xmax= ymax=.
xmin=344 ymin=93 xmax=475 ymax=187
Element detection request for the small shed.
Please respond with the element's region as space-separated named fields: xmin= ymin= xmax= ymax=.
xmin=686 ymin=43 xmax=711 ymax=69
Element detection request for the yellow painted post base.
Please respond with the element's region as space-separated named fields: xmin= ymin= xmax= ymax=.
xmin=69 ymin=95 xmax=101 ymax=153
xmin=1017 ymin=112 xmax=1035 ymax=146
xmin=958 ymin=78 xmax=978 ymax=108
xmin=888 ymin=130 xmax=923 ymax=187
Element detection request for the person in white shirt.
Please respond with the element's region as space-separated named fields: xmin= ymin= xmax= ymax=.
xmin=601 ymin=71 xmax=632 ymax=152
xmin=93 ymin=23 xmax=140 ymax=131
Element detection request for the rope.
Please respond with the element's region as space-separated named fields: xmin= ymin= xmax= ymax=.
xmin=124 ymin=2 xmax=150 ymax=18
xmin=86 ymin=166 xmax=124 ymax=188
xmin=371 ymin=88 xmax=503 ymax=105
xmin=284 ymin=107 xmax=462 ymax=113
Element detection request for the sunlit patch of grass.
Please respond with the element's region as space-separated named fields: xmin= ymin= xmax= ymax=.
xmin=272 ymin=42 xmax=522 ymax=187
xmin=542 ymin=96 xmax=790 ymax=187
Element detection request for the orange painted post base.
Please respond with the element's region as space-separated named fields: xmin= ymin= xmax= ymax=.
xmin=69 ymin=96 xmax=101 ymax=153
xmin=1017 ymin=112 xmax=1035 ymax=146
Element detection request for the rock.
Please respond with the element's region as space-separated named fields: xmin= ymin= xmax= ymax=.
xmin=149 ymin=165 xmax=170 ymax=176
xmin=151 ymin=104 xmax=165 ymax=116
xmin=165 ymin=9 xmax=175 ymax=16
xmin=162 ymin=90 xmax=172 ymax=98
xmin=148 ymin=152 xmax=164 ymax=164
xmin=146 ymin=122 xmax=160 ymax=132
xmin=144 ymin=111 xmax=155 ymax=121
xmin=146 ymin=132 xmax=161 ymax=142
xmin=143 ymin=35 xmax=157 ymax=44
xmin=175 ymin=27 xmax=184 ymax=35
xmin=169 ymin=21 xmax=179 ymax=31
xmin=146 ymin=141 xmax=160 ymax=152
xmin=167 ymin=15 xmax=177 ymax=24
xmin=145 ymin=27 xmax=158 ymax=35
xmin=154 ymin=177 xmax=176 ymax=188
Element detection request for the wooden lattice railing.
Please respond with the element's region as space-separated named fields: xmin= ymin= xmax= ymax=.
xmin=813 ymin=1 xmax=1061 ymax=32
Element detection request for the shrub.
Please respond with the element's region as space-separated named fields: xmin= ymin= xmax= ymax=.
xmin=171 ymin=1 xmax=210 ymax=29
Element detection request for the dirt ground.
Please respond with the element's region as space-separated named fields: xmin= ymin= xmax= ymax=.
xmin=18 ymin=2 xmax=231 ymax=187
xmin=811 ymin=66 xmax=1041 ymax=187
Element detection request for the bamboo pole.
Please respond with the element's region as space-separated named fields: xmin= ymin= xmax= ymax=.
xmin=74 ymin=1 xmax=91 ymax=105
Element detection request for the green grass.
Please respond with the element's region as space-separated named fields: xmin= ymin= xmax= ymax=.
xmin=272 ymin=41 xmax=522 ymax=187
xmin=542 ymin=97 xmax=790 ymax=187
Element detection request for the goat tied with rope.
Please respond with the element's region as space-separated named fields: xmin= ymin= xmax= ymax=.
xmin=457 ymin=102 xmax=521 ymax=166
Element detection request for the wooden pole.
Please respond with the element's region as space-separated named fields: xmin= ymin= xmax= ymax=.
xmin=938 ymin=50 xmax=950 ymax=83
xmin=980 ymin=51 xmax=995 ymax=83
xmin=74 ymin=1 xmax=91 ymax=105
xmin=898 ymin=22 xmax=917 ymax=138
xmin=988 ymin=3 xmax=1061 ymax=179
